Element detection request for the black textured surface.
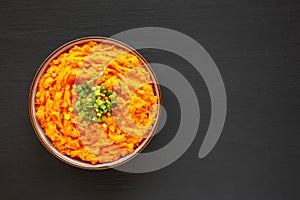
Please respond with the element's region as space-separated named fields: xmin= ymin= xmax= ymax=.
xmin=1 ymin=0 xmax=300 ymax=199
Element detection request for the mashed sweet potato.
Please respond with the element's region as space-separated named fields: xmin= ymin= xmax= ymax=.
xmin=35 ymin=40 xmax=158 ymax=164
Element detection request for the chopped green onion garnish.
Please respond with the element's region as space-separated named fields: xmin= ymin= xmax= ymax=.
xmin=100 ymin=93 xmax=105 ymax=97
xmin=95 ymin=99 xmax=101 ymax=105
xmin=64 ymin=114 xmax=70 ymax=120
xmin=75 ymin=80 xmax=117 ymax=125
xmin=82 ymin=82 xmax=88 ymax=88
xmin=79 ymin=90 xmax=87 ymax=98
xmin=101 ymin=83 xmax=108 ymax=89
xmin=87 ymin=80 xmax=93 ymax=85
xmin=76 ymin=85 xmax=82 ymax=92
xmin=100 ymin=104 xmax=106 ymax=110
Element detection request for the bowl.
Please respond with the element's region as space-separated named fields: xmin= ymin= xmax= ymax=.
xmin=29 ymin=37 xmax=161 ymax=170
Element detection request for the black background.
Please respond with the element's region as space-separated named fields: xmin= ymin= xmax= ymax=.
xmin=1 ymin=0 xmax=300 ymax=199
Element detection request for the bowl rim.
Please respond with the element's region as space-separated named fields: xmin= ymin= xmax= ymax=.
xmin=29 ymin=36 xmax=162 ymax=170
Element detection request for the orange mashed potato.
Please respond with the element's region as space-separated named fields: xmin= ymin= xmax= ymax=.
xmin=35 ymin=41 xmax=158 ymax=164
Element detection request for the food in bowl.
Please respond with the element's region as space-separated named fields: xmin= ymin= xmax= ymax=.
xmin=31 ymin=38 xmax=161 ymax=168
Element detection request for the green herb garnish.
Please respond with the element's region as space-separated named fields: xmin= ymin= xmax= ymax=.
xmin=74 ymin=80 xmax=117 ymax=127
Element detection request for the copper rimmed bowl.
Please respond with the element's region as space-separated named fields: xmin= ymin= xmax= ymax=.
xmin=29 ymin=37 xmax=161 ymax=170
